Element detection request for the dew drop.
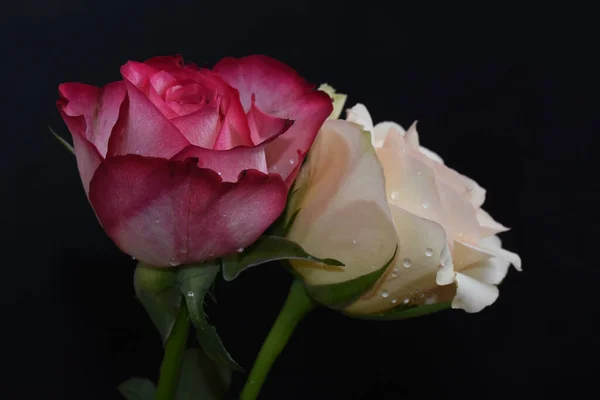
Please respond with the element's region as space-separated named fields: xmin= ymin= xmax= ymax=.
xmin=402 ymin=148 xmax=407 ymax=154
xmin=131 ymin=256 xmax=136 ymax=260
xmin=352 ymin=239 xmax=357 ymax=244
xmin=168 ymin=257 xmax=177 ymax=266
xmin=135 ymin=150 xmax=140 ymax=154
xmin=390 ymin=191 xmax=400 ymax=201
xmin=381 ymin=290 xmax=389 ymax=298
xmin=180 ymin=247 xmax=188 ymax=254
xmin=402 ymin=258 xmax=412 ymax=268
xmin=155 ymin=218 xmax=160 ymax=224
xmin=237 ymin=247 xmax=244 ymax=253
xmin=458 ymin=232 xmax=464 ymax=237
xmin=403 ymin=298 xmax=410 ymax=304
xmin=425 ymin=248 xmax=433 ymax=257
xmin=187 ymin=291 xmax=194 ymax=297
xmin=217 ymin=171 xmax=222 ymax=176
xmin=209 ymin=253 xmax=215 ymax=257
xmin=391 ymin=298 xmax=398 ymax=304
xmin=417 ymin=171 xmax=422 ymax=176
xmin=422 ymin=202 xmax=429 ymax=209
xmin=391 ymin=268 xmax=399 ymax=278
xmin=272 ymin=166 xmax=278 ymax=171
xmin=289 ymin=158 xmax=295 ymax=165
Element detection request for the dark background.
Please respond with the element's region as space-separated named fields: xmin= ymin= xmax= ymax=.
xmin=4 ymin=1 xmax=598 ymax=398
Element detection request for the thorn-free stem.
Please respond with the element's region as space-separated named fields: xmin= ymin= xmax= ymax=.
xmin=155 ymin=299 xmax=190 ymax=400
xmin=240 ymin=279 xmax=316 ymax=400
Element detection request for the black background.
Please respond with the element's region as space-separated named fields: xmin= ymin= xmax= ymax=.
xmin=4 ymin=1 xmax=598 ymax=398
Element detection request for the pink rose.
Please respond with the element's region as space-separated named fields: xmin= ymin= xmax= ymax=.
xmin=57 ymin=55 xmax=332 ymax=267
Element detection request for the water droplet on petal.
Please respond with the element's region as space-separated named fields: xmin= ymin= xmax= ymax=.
xmin=391 ymin=268 xmax=399 ymax=278
xmin=381 ymin=290 xmax=389 ymax=298
xmin=272 ymin=165 xmax=278 ymax=171
xmin=390 ymin=191 xmax=400 ymax=201
xmin=425 ymin=248 xmax=433 ymax=257
xmin=187 ymin=291 xmax=194 ymax=297
xmin=237 ymin=247 xmax=244 ymax=253
xmin=180 ymin=248 xmax=187 ymax=254
xmin=402 ymin=258 xmax=412 ymax=268
xmin=168 ymin=257 xmax=177 ymax=266
xmin=402 ymin=148 xmax=407 ymax=154
xmin=289 ymin=158 xmax=295 ymax=165
xmin=131 ymin=256 xmax=136 ymax=260
xmin=217 ymin=171 xmax=222 ymax=176
xmin=135 ymin=150 xmax=140 ymax=154
xmin=422 ymin=202 xmax=429 ymax=209
xmin=391 ymin=298 xmax=398 ymax=304
xmin=155 ymin=218 xmax=160 ymax=224
xmin=417 ymin=171 xmax=422 ymax=176
xmin=403 ymin=298 xmax=410 ymax=304
xmin=352 ymin=239 xmax=357 ymax=244
xmin=209 ymin=253 xmax=215 ymax=257
xmin=458 ymin=232 xmax=463 ymax=237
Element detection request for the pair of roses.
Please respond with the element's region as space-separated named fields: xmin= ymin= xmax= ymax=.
xmin=57 ymin=54 xmax=520 ymax=399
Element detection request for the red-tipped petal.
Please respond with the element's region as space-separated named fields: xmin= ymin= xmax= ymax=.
xmin=88 ymin=156 xmax=287 ymax=266
xmin=58 ymin=81 xmax=126 ymax=157
xmin=107 ymin=79 xmax=190 ymax=158
xmin=172 ymin=144 xmax=267 ymax=183
xmin=213 ymin=55 xmax=313 ymax=113
xmin=265 ymin=90 xmax=333 ymax=184
xmin=247 ymin=100 xmax=294 ymax=145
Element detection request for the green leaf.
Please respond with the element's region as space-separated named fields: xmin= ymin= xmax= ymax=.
xmin=176 ymin=348 xmax=232 ymax=400
xmin=346 ymin=301 xmax=452 ymax=321
xmin=306 ymin=245 xmax=398 ymax=308
xmin=177 ymin=263 xmax=242 ymax=371
xmin=117 ymin=377 xmax=156 ymax=400
xmin=221 ymin=236 xmax=344 ymax=281
xmin=134 ymin=263 xmax=180 ymax=344
xmin=49 ymin=125 xmax=75 ymax=155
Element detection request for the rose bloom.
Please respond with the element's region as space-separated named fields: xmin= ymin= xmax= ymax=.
xmin=57 ymin=55 xmax=332 ymax=267
xmin=287 ymin=104 xmax=521 ymax=313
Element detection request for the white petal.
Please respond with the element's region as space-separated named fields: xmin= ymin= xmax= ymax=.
xmin=287 ymin=120 xmax=398 ymax=286
xmin=452 ymin=272 xmax=499 ymax=313
xmin=404 ymin=120 xmax=420 ymax=148
xmin=418 ymin=146 xmax=444 ymax=164
xmin=434 ymin=165 xmax=486 ymax=208
xmin=372 ymin=121 xmax=405 ymax=148
xmin=462 ymin=256 xmax=511 ymax=285
xmin=477 ymin=208 xmax=510 ymax=234
xmin=344 ymin=205 xmax=455 ymax=314
xmin=458 ymin=239 xmax=522 ymax=271
xmin=345 ymin=103 xmax=374 ymax=131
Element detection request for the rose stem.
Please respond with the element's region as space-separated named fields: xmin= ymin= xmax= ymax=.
xmin=155 ymin=299 xmax=190 ymax=400
xmin=240 ymin=279 xmax=316 ymax=400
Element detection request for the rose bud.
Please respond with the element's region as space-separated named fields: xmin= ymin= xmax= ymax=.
xmin=57 ymin=55 xmax=332 ymax=267
xmin=286 ymin=104 xmax=521 ymax=315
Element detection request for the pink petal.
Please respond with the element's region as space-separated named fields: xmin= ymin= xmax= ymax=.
xmin=89 ymin=156 xmax=287 ymax=267
xmin=57 ymin=81 xmax=126 ymax=157
xmin=213 ymin=88 xmax=253 ymax=150
xmin=212 ymin=55 xmax=313 ymax=113
xmin=170 ymin=103 xmax=222 ymax=148
xmin=172 ymin=144 xmax=267 ymax=183
xmin=247 ymin=100 xmax=294 ymax=145
xmin=264 ymin=91 xmax=332 ymax=185
xmin=143 ymin=55 xmax=185 ymax=72
xmin=106 ymin=79 xmax=190 ymax=158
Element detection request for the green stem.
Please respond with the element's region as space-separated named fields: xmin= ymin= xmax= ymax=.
xmin=241 ymin=280 xmax=316 ymax=400
xmin=155 ymin=299 xmax=190 ymax=400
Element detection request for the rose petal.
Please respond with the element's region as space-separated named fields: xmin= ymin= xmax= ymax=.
xmin=262 ymin=90 xmax=332 ymax=184
xmin=476 ymin=208 xmax=510 ymax=234
xmin=106 ymin=79 xmax=190 ymax=158
xmin=346 ymin=103 xmax=374 ymax=131
xmin=172 ymin=144 xmax=267 ymax=183
xmin=247 ymin=100 xmax=294 ymax=145
xmin=212 ymin=55 xmax=313 ymax=114
xmin=89 ymin=156 xmax=287 ymax=266
xmin=404 ymin=121 xmax=420 ymax=148
xmin=170 ymin=103 xmax=222 ymax=148
xmin=457 ymin=238 xmax=522 ymax=271
xmin=344 ymin=205 xmax=455 ymax=314
xmin=452 ymin=272 xmax=499 ymax=313
xmin=58 ymin=81 xmax=126 ymax=157
xmin=372 ymin=121 xmax=405 ymax=148
xmin=287 ymin=120 xmax=398 ymax=286
xmin=143 ymin=55 xmax=185 ymax=72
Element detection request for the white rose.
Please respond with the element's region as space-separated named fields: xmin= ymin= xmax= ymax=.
xmin=286 ymin=103 xmax=521 ymax=314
